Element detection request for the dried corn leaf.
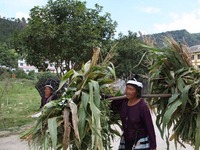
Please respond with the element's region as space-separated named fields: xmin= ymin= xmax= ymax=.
xmin=68 ymin=100 xmax=80 ymax=141
xmin=63 ymin=108 xmax=70 ymax=150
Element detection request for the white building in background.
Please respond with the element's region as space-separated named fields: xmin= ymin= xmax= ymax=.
xmin=17 ymin=59 xmax=56 ymax=74
xmin=18 ymin=59 xmax=38 ymax=73
xmin=190 ymin=45 xmax=200 ymax=69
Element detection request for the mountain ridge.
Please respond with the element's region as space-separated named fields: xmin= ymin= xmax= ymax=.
xmin=148 ymin=29 xmax=200 ymax=47
xmin=0 ymin=18 xmax=200 ymax=47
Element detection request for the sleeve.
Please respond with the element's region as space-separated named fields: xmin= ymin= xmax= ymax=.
xmin=111 ymin=99 xmax=125 ymax=111
xmin=101 ymin=94 xmax=126 ymax=111
xmin=142 ymin=104 xmax=157 ymax=149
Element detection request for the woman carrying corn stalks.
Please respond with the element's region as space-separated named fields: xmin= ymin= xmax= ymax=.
xmin=112 ymin=78 xmax=156 ymax=150
xmin=39 ymin=85 xmax=58 ymax=109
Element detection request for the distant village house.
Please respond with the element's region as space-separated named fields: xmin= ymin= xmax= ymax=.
xmin=190 ymin=45 xmax=200 ymax=69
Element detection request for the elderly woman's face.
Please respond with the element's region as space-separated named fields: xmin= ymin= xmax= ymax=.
xmin=125 ymin=85 xmax=137 ymax=100
xmin=44 ymin=87 xmax=52 ymax=96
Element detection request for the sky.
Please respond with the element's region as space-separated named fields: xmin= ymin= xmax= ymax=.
xmin=0 ymin=0 xmax=200 ymax=35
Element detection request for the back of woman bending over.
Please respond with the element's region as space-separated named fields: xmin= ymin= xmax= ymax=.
xmin=112 ymin=78 xmax=156 ymax=150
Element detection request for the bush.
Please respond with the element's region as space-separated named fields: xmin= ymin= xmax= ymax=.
xmin=14 ymin=68 xmax=28 ymax=79
xmin=36 ymin=71 xmax=57 ymax=80
xmin=27 ymin=70 xmax=36 ymax=80
xmin=0 ymin=68 xmax=11 ymax=79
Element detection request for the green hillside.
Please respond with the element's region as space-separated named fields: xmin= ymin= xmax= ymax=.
xmin=150 ymin=29 xmax=200 ymax=47
xmin=0 ymin=17 xmax=200 ymax=47
xmin=0 ymin=18 xmax=26 ymax=46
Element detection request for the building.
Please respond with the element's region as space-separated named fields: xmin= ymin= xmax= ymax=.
xmin=17 ymin=59 xmax=59 ymax=74
xmin=18 ymin=59 xmax=38 ymax=73
xmin=190 ymin=45 xmax=200 ymax=69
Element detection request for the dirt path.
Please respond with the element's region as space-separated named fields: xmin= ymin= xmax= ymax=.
xmin=0 ymin=135 xmax=29 ymax=150
xmin=0 ymin=132 xmax=194 ymax=150
xmin=0 ymin=114 xmax=194 ymax=150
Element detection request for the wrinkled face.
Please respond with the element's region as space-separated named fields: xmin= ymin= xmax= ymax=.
xmin=44 ymin=87 xmax=52 ymax=96
xmin=125 ymin=84 xmax=137 ymax=100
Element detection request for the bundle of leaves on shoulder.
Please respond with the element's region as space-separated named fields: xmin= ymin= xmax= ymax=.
xmin=20 ymin=48 xmax=122 ymax=150
xmin=143 ymin=37 xmax=200 ymax=150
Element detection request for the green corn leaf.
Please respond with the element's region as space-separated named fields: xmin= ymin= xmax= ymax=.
xmin=195 ymin=114 xmax=200 ymax=150
xmin=180 ymin=85 xmax=191 ymax=110
xmin=91 ymin=80 xmax=100 ymax=108
xmin=175 ymin=68 xmax=187 ymax=75
xmin=88 ymin=81 xmax=102 ymax=150
xmin=177 ymin=68 xmax=192 ymax=78
xmin=168 ymin=93 xmax=180 ymax=105
xmin=177 ymin=77 xmax=185 ymax=92
xmin=163 ymin=100 xmax=182 ymax=126
xmin=59 ymin=69 xmax=75 ymax=90
xmin=78 ymin=92 xmax=89 ymax=140
xmin=88 ymin=71 xmax=100 ymax=79
xmin=107 ymin=62 xmax=116 ymax=80
xmin=188 ymin=115 xmax=194 ymax=140
xmin=44 ymin=131 xmax=49 ymax=150
xmin=47 ymin=117 xmax=57 ymax=150
xmin=71 ymin=70 xmax=81 ymax=79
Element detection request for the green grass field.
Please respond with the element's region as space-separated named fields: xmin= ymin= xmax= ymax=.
xmin=0 ymin=78 xmax=41 ymax=130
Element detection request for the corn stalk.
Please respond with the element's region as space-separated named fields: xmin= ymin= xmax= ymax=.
xmin=21 ymin=48 xmax=120 ymax=150
xmin=143 ymin=37 xmax=200 ymax=150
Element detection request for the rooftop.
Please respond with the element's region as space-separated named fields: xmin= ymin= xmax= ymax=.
xmin=190 ymin=45 xmax=200 ymax=53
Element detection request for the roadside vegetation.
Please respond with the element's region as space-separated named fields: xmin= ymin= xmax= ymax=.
xmin=0 ymin=72 xmax=56 ymax=130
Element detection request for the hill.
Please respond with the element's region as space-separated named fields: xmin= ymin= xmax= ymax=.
xmin=147 ymin=29 xmax=200 ymax=47
xmin=0 ymin=17 xmax=200 ymax=47
xmin=0 ymin=17 xmax=26 ymax=46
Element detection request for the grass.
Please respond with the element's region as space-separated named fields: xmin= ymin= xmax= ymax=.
xmin=0 ymin=78 xmax=41 ymax=130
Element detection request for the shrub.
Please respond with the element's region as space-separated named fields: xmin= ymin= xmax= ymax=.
xmin=27 ymin=70 xmax=36 ymax=80
xmin=36 ymin=72 xmax=57 ymax=80
xmin=14 ymin=69 xmax=28 ymax=79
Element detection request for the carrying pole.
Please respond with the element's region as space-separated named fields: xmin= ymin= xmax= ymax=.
xmin=108 ymin=94 xmax=172 ymax=101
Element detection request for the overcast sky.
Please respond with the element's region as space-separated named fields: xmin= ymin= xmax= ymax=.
xmin=1 ymin=0 xmax=200 ymax=35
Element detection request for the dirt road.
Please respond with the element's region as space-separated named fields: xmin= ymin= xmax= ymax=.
xmin=0 ymin=130 xmax=194 ymax=150
xmin=0 ymin=114 xmax=194 ymax=150
xmin=0 ymin=135 xmax=29 ymax=150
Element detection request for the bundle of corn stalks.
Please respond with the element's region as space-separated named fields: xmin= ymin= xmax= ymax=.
xmin=143 ymin=37 xmax=200 ymax=150
xmin=21 ymin=48 xmax=121 ymax=150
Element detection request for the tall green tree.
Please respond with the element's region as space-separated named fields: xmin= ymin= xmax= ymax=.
xmin=14 ymin=0 xmax=117 ymax=77
xmin=0 ymin=42 xmax=18 ymax=70
xmin=113 ymin=31 xmax=148 ymax=80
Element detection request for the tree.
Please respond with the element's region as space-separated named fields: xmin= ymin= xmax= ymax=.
xmin=14 ymin=0 xmax=117 ymax=77
xmin=0 ymin=42 xmax=18 ymax=70
xmin=113 ymin=31 xmax=148 ymax=80
xmin=0 ymin=72 xmax=11 ymax=128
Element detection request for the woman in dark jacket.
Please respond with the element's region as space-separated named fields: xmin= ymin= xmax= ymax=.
xmin=112 ymin=78 xmax=156 ymax=150
xmin=40 ymin=85 xmax=58 ymax=109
